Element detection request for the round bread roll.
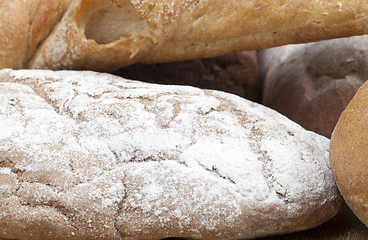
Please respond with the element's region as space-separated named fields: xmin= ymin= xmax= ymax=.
xmin=259 ymin=35 xmax=368 ymax=138
xmin=0 ymin=69 xmax=341 ymax=240
xmin=330 ymin=80 xmax=368 ymax=228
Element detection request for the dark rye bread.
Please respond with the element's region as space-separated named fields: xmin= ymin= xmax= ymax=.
xmin=114 ymin=51 xmax=260 ymax=103
xmin=259 ymin=35 xmax=368 ymax=138
xmin=0 ymin=69 xmax=341 ymax=240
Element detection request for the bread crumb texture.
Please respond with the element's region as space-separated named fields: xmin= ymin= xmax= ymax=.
xmin=29 ymin=0 xmax=199 ymax=70
xmin=0 ymin=69 xmax=341 ymax=240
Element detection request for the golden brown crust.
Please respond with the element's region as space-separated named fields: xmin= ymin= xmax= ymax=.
xmin=130 ymin=0 xmax=198 ymax=41
xmin=0 ymin=0 xmax=71 ymax=70
xmin=26 ymin=0 xmax=368 ymax=71
xmin=0 ymin=0 xmax=31 ymax=69
xmin=143 ymin=0 xmax=368 ymax=64
xmin=28 ymin=0 xmax=71 ymax=63
xmin=28 ymin=0 xmax=157 ymax=70
xmin=3 ymin=0 xmax=368 ymax=70
xmin=330 ymin=81 xmax=368 ymax=227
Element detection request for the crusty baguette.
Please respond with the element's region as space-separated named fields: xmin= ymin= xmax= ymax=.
xmin=0 ymin=0 xmax=30 ymax=70
xmin=0 ymin=69 xmax=341 ymax=240
xmin=0 ymin=0 xmax=70 ymax=70
xmin=2 ymin=0 xmax=368 ymax=71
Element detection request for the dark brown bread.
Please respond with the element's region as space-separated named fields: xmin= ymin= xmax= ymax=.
xmin=114 ymin=51 xmax=260 ymax=102
xmin=259 ymin=35 xmax=368 ymax=138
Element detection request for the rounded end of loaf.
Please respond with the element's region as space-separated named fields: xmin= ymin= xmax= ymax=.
xmin=330 ymin=81 xmax=368 ymax=227
xmin=29 ymin=0 xmax=158 ymax=71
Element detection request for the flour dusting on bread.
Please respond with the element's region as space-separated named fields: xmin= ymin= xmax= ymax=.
xmin=0 ymin=69 xmax=341 ymax=240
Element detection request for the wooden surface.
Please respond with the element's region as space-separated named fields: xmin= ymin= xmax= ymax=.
xmin=260 ymin=202 xmax=368 ymax=240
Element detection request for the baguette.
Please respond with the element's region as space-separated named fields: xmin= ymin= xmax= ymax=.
xmin=2 ymin=0 xmax=368 ymax=71
xmin=0 ymin=0 xmax=70 ymax=70
xmin=0 ymin=69 xmax=341 ymax=240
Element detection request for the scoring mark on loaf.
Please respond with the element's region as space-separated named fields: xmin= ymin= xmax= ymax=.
xmin=216 ymin=98 xmax=291 ymax=202
xmin=252 ymin=129 xmax=291 ymax=201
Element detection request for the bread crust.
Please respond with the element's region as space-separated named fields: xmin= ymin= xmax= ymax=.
xmin=259 ymin=35 xmax=368 ymax=138
xmin=330 ymin=81 xmax=368 ymax=227
xmin=0 ymin=69 xmax=341 ymax=240
xmin=0 ymin=0 xmax=31 ymax=69
xmin=143 ymin=0 xmax=368 ymax=64
xmin=0 ymin=0 xmax=70 ymax=70
xmin=3 ymin=0 xmax=368 ymax=71
xmin=28 ymin=0 xmax=71 ymax=63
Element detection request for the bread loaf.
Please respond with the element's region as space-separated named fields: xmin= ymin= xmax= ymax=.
xmin=0 ymin=69 xmax=341 ymax=240
xmin=330 ymin=80 xmax=368 ymax=228
xmin=259 ymin=35 xmax=368 ymax=138
xmin=3 ymin=0 xmax=368 ymax=71
xmin=115 ymin=51 xmax=260 ymax=102
xmin=0 ymin=0 xmax=70 ymax=70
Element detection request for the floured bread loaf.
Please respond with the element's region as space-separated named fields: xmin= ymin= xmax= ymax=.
xmin=259 ymin=35 xmax=368 ymax=138
xmin=3 ymin=0 xmax=368 ymax=71
xmin=0 ymin=69 xmax=341 ymax=240
xmin=330 ymin=81 xmax=368 ymax=228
